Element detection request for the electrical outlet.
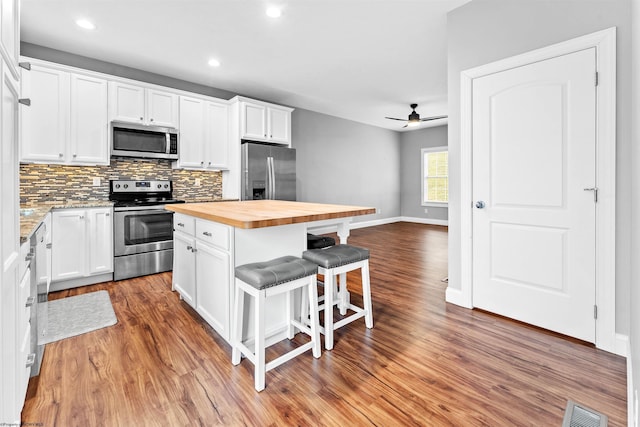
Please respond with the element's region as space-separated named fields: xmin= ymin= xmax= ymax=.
xmin=92 ymin=177 xmax=101 ymax=187
xmin=194 ymin=178 xmax=201 ymax=187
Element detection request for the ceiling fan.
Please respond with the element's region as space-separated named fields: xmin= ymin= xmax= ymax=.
xmin=385 ymin=104 xmax=447 ymax=128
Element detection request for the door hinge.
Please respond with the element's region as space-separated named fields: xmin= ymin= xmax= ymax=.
xmin=18 ymin=62 xmax=31 ymax=71
xmin=595 ymin=72 xmax=599 ymax=86
xmin=594 ymin=305 xmax=598 ymax=319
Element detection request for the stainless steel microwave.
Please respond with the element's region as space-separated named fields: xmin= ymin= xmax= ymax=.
xmin=111 ymin=121 xmax=179 ymax=160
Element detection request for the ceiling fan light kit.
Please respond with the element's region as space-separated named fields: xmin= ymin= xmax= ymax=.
xmin=385 ymin=103 xmax=447 ymax=128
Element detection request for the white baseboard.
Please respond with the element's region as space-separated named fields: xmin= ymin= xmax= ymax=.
xmin=398 ymin=216 xmax=449 ymax=226
xmin=622 ymin=334 xmax=635 ymax=427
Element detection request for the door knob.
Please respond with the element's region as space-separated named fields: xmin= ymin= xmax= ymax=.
xmin=475 ymin=201 xmax=486 ymax=209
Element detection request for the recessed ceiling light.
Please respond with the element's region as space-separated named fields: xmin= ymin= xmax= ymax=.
xmin=266 ymin=6 xmax=282 ymax=18
xmin=76 ymin=19 xmax=95 ymax=30
xmin=208 ymin=58 xmax=221 ymax=67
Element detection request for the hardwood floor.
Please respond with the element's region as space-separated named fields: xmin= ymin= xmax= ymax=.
xmin=22 ymin=223 xmax=626 ymax=426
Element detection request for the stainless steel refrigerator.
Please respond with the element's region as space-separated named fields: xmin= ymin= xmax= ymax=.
xmin=241 ymin=142 xmax=296 ymax=201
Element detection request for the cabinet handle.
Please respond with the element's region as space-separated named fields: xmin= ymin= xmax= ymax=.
xmin=46 ymin=243 xmax=52 ymax=249
xmin=18 ymin=98 xmax=31 ymax=106
xmin=200 ymin=161 xmax=204 ymax=166
xmin=192 ymin=248 xmax=197 ymax=253
xmin=59 ymin=153 xmax=63 ymax=158
xmin=177 ymin=223 xmax=184 ymax=227
xmin=72 ymin=153 xmax=77 ymax=158
xmin=139 ymin=117 xmax=143 ymax=121
xmin=106 ymin=213 xmax=110 ymax=217
xmin=26 ymin=353 xmax=36 ymax=368
xmin=79 ymin=215 xmax=85 ymax=220
xmin=150 ymin=118 xmax=154 ymax=122
xmin=25 ymin=251 xmax=34 ymax=261
xmin=208 ymin=161 xmax=212 ymax=166
xmin=186 ymin=245 xmax=193 ymax=251
xmin=202 ymin=231 xmax=212 ymax=237
xmin=26 ymin=296 xmax=35 ymax=308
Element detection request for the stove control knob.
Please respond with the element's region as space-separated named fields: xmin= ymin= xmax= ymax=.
xmin=157 ymin=184 xmax=162 ymax=189
xmin=123 ymin=184 xmax=129 ymax=189
xmin=115 ymin=184 xmax=120 ymax=189
xmin=164 ymin=184 xmax=169 ymax=189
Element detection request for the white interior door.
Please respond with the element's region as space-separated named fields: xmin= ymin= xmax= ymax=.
xmin=472 ymin=48 xmax=597 ymax=342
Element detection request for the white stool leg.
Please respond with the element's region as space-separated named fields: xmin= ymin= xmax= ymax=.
xmin=338 ymin=272 xmax=348 ymax=315
xmin=286 ymin=286 xmax=294 ymax=339
xmin=300 ymin=283 xmax=309 ymax=326
xmin=323 ymin=269 xmax=335 ymax=350
xmin=232 ymin=281 xmax=244 ymax=365
xmin=254 ymin=292 xmax=266 ymax=392
xmin=362 ymin=260 xmax=373 ymax=329
xmin=307 ymin=276 xmax=321 ymax=358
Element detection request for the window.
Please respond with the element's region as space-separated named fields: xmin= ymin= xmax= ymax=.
xmin=421 ymin=147 xmax=448 ymax=205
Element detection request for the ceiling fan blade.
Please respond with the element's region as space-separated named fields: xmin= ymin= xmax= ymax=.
xmin=385 ymin=117 xmax=407 ymax=121
xmin=419 ymin=115 xmax=448 ymax=122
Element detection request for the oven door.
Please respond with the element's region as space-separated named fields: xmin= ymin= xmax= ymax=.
xmin=114 ymin=209 xmax=174 ymax=256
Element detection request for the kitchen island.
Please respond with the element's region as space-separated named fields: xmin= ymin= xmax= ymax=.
xmin=165 ymin=200 xmax=375 ymax=343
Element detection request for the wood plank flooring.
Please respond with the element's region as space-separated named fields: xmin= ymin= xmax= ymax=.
xmin=22 ymin=223 xmax=626 ymax=426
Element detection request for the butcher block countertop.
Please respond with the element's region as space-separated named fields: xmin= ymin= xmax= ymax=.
xmin=165 ymin=200 xmax=376 ymax=229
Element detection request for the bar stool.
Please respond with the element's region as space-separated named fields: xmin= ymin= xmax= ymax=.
xmin=302 ymin=244 xmax=373 ymax=350
xmin=232 ymin=255 xmax=321 ymax=392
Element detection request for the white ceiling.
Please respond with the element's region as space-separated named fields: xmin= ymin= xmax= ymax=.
xmin=20 ymin=0 xmax=470 ymax=131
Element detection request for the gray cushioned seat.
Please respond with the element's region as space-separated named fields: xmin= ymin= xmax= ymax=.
xmin=235 ymin=255 xmax=318 ymax=290
xmin=306 ymin=233 xmax=336 ymax=249
xmin=302 ymin=244 xmax=370 ymax=269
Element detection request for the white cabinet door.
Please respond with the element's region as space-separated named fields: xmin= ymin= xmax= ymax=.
xmin=206 ymin=100 xmax=229 ymax=169
xmin=87 ymin=208 xmax=113 ymax=275
xmin=173 ymin=232 xmax=196 ymax=308
xmin=267 ymin=107 xmax=290 ymax=144
xmin=147 ymin=89 xmax=178 ymax=128
xmin=16 ymin=267 xmax=30 ymax=409
xmin=109 ymin=81 xmax=145 ymax=124
xmin=241 ymin=102 xmax=267 ymax=141
xmin=20 ymin=65 xmax=69 ymax=163
xmin=70 ymin=74 xmax=109 ymax=165
xmin=0 ymin=0 xmax=18 ymax=71
xmin=51 ymin=210 xmax=86 ymax=281
xmin=1 ymin=60 xmax=20 ymax=424
xmin=195 ymin=242 xmax=230 ymax=340
xmin=178 ymin=96 xmax=206 ymax=168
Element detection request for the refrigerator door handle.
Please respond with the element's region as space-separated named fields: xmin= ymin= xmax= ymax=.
xmin=268 ymin=157 xmax=276 ymax=199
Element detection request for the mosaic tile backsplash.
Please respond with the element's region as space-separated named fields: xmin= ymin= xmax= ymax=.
xmin=20 ymin=158 xmax=223 ymax=205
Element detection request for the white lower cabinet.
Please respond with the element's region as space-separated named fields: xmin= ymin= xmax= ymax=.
xmin=173 ymin=231 xmax=196 ymax=307
xmin=172 ymin=214 xmax=232 ymax=340
xmin=51 ymin=207 xmax=113 ymax=284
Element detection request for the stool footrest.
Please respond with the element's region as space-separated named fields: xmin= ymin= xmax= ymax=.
xmin=266 ymin=341 xmax=317 ymax=372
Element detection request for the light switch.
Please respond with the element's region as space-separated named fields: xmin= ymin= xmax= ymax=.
xmin=195 ymin=178 xmax=201 ymax=187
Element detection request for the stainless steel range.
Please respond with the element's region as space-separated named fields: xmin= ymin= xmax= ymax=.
xmin=109 ymin=180 xmax=185 ymax=281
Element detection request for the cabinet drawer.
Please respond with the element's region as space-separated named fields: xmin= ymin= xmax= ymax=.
xmin=174 ymin=213 xmax=195 ymax=236
xmin=195 ymin=219 xmax=229 ymax=250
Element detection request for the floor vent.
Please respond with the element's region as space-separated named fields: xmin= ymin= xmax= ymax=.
xmin=562 ymin=400 xmax=608 ymax=427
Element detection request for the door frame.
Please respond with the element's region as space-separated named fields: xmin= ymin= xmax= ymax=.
xmin=449 ymin=27 xmax=618 ymax=354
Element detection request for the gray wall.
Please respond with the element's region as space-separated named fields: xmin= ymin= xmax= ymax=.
xmin=447 ymin=0 xmax=632 ymax=336
xmin=399 ymin=125 xmax=448 ymax=221
xmin=631 ymin=0 xmax=639 ymax=420
xmin=292 ymin=109 xmax=401 ymax=223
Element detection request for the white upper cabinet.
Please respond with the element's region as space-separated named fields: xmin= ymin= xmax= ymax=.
xmin=20 ymin=62 xmax=109 ymax=165
xmin=70 ymin=74 xmax=109 ymax=164
xmin=20 ymin=65 xmax=69 ymax=163
xmin=177 ymin=95 xmax=229 ymax=170
xmin=238 ymin=98 xmax=292 ymax=145
xmin=109 ymin=81 xmax=178 ymax=128
xmin=0 ymin=0 xmax=19 ymax=74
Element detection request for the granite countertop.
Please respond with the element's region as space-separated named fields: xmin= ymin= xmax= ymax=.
xmin=166 ymin=200 xmax=376 ymax=229
xmin=19 ymin=200 xmax=114 ymax=244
